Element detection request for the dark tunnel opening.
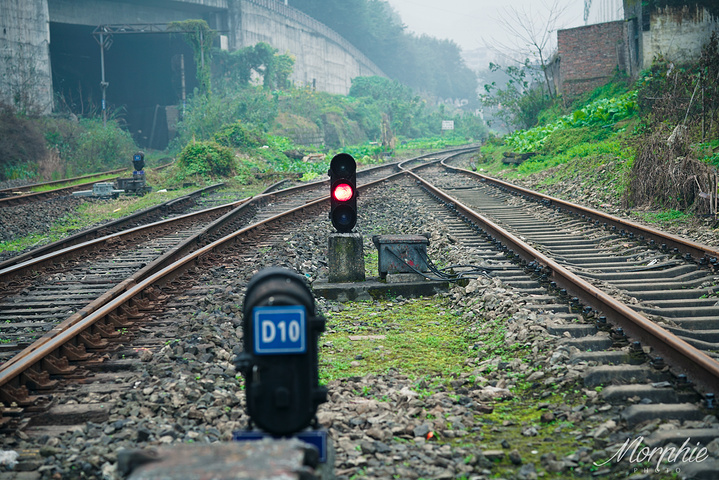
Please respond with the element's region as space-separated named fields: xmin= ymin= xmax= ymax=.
xmin=50 ymin=22 xmax=198 ymax=150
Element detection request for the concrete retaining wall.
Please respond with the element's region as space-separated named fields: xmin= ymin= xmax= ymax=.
xmin=1 ymin=0 xmax=384 ymax=114
xmin=0 ymin=0 xmax=53 ymax=113
xmin=47 ymin=0 xmax=227 ymax=27
xmin=642 ymin=4 xmax=719 ymax=69
xmin=232 ymin=0 xmax=384 ymax=95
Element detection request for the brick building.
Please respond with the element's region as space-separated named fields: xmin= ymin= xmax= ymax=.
xmin=557 ymin=21 xmax=631 ymax=99
xmin=556 ymin=0 xmax=718 ymax=99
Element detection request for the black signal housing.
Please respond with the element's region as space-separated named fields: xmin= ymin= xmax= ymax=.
xmin=329 ymin=153 xmax=357 ymax=233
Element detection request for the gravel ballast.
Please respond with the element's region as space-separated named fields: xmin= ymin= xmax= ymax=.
xmin=2 ymin=177 xmax=717 ymax=480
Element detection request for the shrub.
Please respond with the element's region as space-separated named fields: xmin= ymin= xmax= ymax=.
xmin=505 ymin=91 xmax=638 ymax=153
xmin=214 ymin=121 xmax=266 ymax=149
xmin=177 ymin=141 xmax=236 ymax=179
xmin=39 ymin=116 xmax=136 ymax=177
xmin=174 ymin=88 xmax=278 ymax=147
xmin=72 ymin=119 xmax=137 ymax=174
xmin=0 ymin=104 xmax=46 ymax=180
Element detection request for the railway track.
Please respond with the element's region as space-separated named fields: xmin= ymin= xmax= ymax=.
xmin=0 ymin=150 xmax=467 ymax=393
xmin=0 ymin=184 xmax=225 ymax=270
xmin=0 ymin=162 xmax=173 ymax=208
xmin=0 ymin=168 xmax=128 ymax=199
xmin=422 ymin=160 xmax=719 ymax=372
xmin=1 ymin=146 xmax=717 ymax=479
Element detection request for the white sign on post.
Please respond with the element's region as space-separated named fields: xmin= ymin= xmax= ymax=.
xmin=442 ymin=120 xmax=454 ymax=130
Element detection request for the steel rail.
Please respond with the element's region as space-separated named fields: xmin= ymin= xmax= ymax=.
xmin=0 ymin=156 xmax=432 ymax=390
xmin=403 ymin=163 xmax=719 ymax=393
xmin=0 ymin=162 xmax=174 ymax=208
xmin=442 ymin=162 xmax=719 ymax=264
xmin=0 ymin=161 xmax=389 ymax=283
xmin=0 ymin=168 xmax=128 ymax=196
xmin=0 ymin=154 xmax=436 ymax=284
xmin=0 ymin=179 xmax=121 ymax=208
xmin=0 ymin=193 xmax=243 ymax=285
xmin=0 ymin=183 xmax=224 ymax=271
xmin=0 ymin=148 xmax=479 ymax=398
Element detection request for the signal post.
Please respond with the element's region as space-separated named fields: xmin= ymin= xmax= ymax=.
xmin=327 ymin=153 xmax=365 ymax=283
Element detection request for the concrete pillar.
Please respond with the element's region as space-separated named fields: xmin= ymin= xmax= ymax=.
xmin=328 ymin=233 xmax=365 ymax=283
xmin=0 ymin=0 xmax=53 ymax=114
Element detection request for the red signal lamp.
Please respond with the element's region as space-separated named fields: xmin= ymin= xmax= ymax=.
xmin=328 ymin=153 xmax=357 ymax=233
xmin=332 ymin=183 xmax=354 ymax=202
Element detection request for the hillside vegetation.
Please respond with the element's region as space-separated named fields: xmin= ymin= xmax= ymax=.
xmin=289 ymin=0 xmax=477 ymax=104
xmin=476 ymin=33 xmax=719 ymax=224
xmin=0 ymin=31 xmax=484 ymax=184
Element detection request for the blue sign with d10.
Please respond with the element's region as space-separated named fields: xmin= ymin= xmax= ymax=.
xmin=253 ymin=305 xmax=307 ymax=355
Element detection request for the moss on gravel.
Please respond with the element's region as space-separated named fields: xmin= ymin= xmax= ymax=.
xmin=320 ymin=297 xmax=478 ymax=382
xmin=319 ymin=294 xmax=606 ymax=479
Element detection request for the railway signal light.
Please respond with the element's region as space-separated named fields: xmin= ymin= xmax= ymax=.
xmin=234 ymin=268 xmax=327 ymax=436
xmin=329 ymin=153 xmax=357 ymax=233
xmin=132 ymin=151 xmax=145 ymax=172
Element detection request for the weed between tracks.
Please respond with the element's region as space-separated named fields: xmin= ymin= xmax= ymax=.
xmin=321 ymin=297 xmax=602 ymax=479
xmin=27 ymin=173 xmax=123 ymax=193
xmin=320 ymin=297 xmax=476 ymax=381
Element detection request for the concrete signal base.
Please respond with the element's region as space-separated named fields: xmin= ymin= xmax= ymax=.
xmin=328 ymin=233 xmax=365 ymax=283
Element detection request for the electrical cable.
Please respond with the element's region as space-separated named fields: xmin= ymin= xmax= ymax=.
xmin=382 ymin=248 xmax=492 ymax=283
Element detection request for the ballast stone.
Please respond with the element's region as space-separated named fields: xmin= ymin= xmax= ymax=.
xmin=124 ymin=440 xmax=319 ymax=479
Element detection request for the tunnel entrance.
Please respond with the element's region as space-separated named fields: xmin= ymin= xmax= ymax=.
xmin=50 ymin=22 xmax=198 ymax=150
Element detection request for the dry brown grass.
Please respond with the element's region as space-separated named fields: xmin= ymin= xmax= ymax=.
xmin=627 ymin=124 xmax=716 ymax=214
xmin=0 ymin=103 xmax=46 ymax=180
xmin=37 ymin=148 xmax=63 ymax=181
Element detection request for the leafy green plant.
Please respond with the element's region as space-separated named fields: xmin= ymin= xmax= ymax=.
xmin=71 ymin=118 xmax=137 ymax=174
xmin=505 ymin=91 xmax=638 ymax=153
xmin=214 ymin=121 xmax=265 ymax=150
xmin=168 ymin=20 xmax=217 ymax=94
xmin=173 ymin=87 xmax=278 ymax=147
xmin=299 ymin=171 xmax=319 ymax=182
xmin=176 ymin=141 xmax=236 ymax=179
xmin=214 ymin=42 xmax=295 ymax=91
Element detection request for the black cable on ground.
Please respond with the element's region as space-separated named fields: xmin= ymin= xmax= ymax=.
xmin=382 ymin=248 xmax=492 ymax=283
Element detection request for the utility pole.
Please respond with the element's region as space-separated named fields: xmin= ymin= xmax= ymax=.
xmin=95 ymin=31 xmax=112 ymax=127
xmin=181 ymin=53 xmax=186 ymax=118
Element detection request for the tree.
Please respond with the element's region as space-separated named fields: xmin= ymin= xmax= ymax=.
xmin=289 ymin=0 xmax=477 ymax=104
xmin=168 ymin=20 xmax=217 ymax=95
xmin=488 ymin=0 xmax=570 ymax=98
xmin=349 ymin=76 xmax=426 ymax=137
xmin=480 ymin=61 xmax=553 ymax=131
xmin=214 ymin=43 xmax=295 ymax=91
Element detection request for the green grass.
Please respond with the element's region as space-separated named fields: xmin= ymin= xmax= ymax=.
xmin=28 ymin=173 xmax=127 ymax=193
xmin=319 ymin=297 xmax=477 ymax=382
xmin=635 ymin=209 xmax=691 ymax=224
xmin=363 ymin=248 xmax=378 ymax=278
xmin=0 ymin=187 xmax=196 ymax=253
xmin=318 ymin=296 xmax=604 ymax=478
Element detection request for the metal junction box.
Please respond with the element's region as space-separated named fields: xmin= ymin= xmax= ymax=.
xmin=372 ymin=234 xmax=430 ymax=279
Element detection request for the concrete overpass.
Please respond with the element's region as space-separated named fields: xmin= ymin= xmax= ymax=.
xmin=0 ymin=0 xmax=384 ymax=147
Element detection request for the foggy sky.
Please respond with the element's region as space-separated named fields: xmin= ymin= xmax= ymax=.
xmin=384 ymin=0 xmax=586 ymax=58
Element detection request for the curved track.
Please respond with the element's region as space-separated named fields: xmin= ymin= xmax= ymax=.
xmin=1 ymin=146 xmax=717 ymax=479
xmin=0 ymin=148 xmax=476 ymax=405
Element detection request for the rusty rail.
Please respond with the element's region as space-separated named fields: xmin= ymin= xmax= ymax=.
xmin=402 ymin=160 xmax=719 ymax=393
xmin=0 ymin=149 xmax=476 ymax=400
